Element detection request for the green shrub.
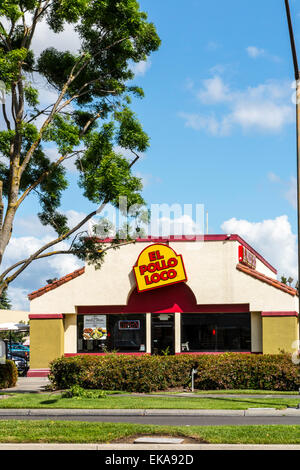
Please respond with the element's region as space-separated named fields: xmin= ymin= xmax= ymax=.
xmin=0 ymin=360 xmax=18 ymax=389
xmin=61 ymin=384 xmax=107 ymax=399
xmin=49 ymin=353 xmax=300 ymax=393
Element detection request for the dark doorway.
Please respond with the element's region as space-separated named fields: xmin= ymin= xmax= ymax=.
xmin=151 ymin=313 xmax=174 ymax=355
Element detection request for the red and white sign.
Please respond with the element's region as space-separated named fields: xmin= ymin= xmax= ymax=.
xmin=119 ymin=320 xmax=140 ymax=330
xmin=238 ymin=245 xmax=256 ymax=269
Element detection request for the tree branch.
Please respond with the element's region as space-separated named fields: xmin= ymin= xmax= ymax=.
xmin=0 ymin=180 xmax=3 ymax=230
xmin=1 ymin=103 xmax=11 ymax=130
xmin=0 ymin=207 xmax=100 ymax=287
xmin=18 ymin=55 xmax=85 ymax=177
xmin=0 ymin=144 xmax=141 ymax=288
xmin=26 ymin=103 xmax=56 ymax=124
xmin=17 ymin=112 xmax=102 ymax=207
xmin=0 ymin=239 xmax=136 ymax=283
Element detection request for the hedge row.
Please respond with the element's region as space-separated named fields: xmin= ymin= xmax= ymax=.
xmin=49 ymin=353 xmax=300 ymax=392
xmin=0 ymin=360 xmax=18 ymax=389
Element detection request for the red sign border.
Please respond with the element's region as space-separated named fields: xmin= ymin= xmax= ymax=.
xmin=238 ymin=245 xmax=256 ymax=270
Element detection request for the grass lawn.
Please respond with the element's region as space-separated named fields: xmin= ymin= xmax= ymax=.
xmin=0 ymin=420 xmax=299 ymax=444
xmin=0 ymin=392 xmax=300 ymax=409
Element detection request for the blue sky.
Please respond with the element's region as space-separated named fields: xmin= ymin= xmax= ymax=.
xmin=2 ymin=0 xmax=300 ymax=309
xmin=132 ymin=0 xmax=298 ymax=228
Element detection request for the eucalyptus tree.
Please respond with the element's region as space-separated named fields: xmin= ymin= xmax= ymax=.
xmin=0 ymin=0 xmax=160 ymax=296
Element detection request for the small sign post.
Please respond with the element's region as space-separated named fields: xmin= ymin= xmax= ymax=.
xmin=191 ymin=368 xmax=198 ymax=392
xmin=0 ymin=339 xmax=6 ymax=365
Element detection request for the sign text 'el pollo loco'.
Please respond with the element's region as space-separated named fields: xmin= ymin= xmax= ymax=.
xmin=134 ymin=244 xmax=187 ymax=293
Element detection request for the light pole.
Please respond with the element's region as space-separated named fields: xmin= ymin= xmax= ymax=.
xmin=284 ymin=0 xmax=300 ymax=310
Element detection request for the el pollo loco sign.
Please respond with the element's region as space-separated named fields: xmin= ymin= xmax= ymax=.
xmin=134 ymin=244 xmax=187 ymax=293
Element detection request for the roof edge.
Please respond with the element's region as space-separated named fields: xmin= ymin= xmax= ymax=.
xmin=236 ymin=263 xmax=297 ymax=296
xmin=94 ymin=234 xmax=277 ymax=275
xmin=28 ymin=267 xmax=85 ymax=301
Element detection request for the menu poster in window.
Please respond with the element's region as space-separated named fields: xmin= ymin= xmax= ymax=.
xmin=83 ymin=315 xmax=107 ymax=340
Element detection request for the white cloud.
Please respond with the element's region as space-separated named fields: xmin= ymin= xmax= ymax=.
xmin=150 ymin=214 xmax=203 ymax=238
xmin=1 ymin=210 xmax=91 ymax=309
xmin=267 ymin=172 xmax=281 ymax=183
xmin=1 ymin=232 xmax=82 ymax=310
xmin=31 ymin=19 xmax=81 ymax=56
xmin=7 ymin=287 xmax=30 ymax=311
xmin=14 ymin=215 xmax=55 ymax=239
xmin=246 ymin=46 xmax=266 ymax=58
xmin=0 ymin=15 xmax=81 ymax=57
xmin=134 ymin=171 xmax=162 ymax=188
xmin=131 ymin=60 xmax=151 ymax=77
xmin=178 ymin=112 xmax=229 ymax=136
xmin=197 ymin=76 xmax=231 ymax=104
xmin=246 ymin=46 xmax=281 ymax=63
xmin=180 ymin=76 xmax=294 ymax=135
xmin=221 ymin=215 xmax=298 ymax=280
xmin=43 ymin=145 xmax=78 ymax=173
xmin=230 ymin=101 xmax=293 ymax=132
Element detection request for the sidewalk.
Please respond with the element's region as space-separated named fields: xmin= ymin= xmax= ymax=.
xmin=3 ymin=377 xmax=300 ymax=398
xmin=1 ymin=407 xmax=300 ymax=416
xmin=1 ymin=376 xmax=50 ymax=394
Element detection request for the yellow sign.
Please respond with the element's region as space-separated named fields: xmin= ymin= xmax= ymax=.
xmin=133 ymin=244 xmax=187 ymax=293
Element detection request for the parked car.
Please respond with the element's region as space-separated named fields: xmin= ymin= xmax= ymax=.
xmin=8 ymin=343 xmax=29 ymax=360
xmin=7 ymin=353 xmax=29 ymax=376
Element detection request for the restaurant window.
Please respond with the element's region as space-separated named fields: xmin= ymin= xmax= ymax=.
xmin=77 ymin=314 xmax=146 ymax=353
xmin=181 ymin=313 xmax=251 ymax=352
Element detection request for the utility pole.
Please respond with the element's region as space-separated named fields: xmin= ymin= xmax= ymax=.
xmin=284 ymin=0 xmax=300 ymax=306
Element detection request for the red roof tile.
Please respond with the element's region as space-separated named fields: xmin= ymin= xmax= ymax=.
xmin=28 ymin=267 xmax=85 ymax=301
xmin=236 ymin=263 xmax=297 ymax=296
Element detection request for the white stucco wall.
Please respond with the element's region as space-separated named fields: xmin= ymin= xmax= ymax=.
xmin=29 ymin=239 xmax=297 ymax=315
xmin=0 ymin=309 xmax=30 ymax=323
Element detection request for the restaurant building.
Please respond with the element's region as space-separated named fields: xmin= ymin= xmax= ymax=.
xmin=27 ymin=235 xmax=299 ymax=377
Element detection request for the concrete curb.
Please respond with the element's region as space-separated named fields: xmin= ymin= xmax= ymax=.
xmin=0 ymin=408 xmax=300 ymax=417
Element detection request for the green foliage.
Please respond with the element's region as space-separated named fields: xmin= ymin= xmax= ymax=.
xmin=0 ymin=2 xmax=23 ymax=23
xmin=114 ymin=107 xmax=149 ymax=152
xmin=161 ymin=346 xmax=171 ymax=356
xmin=49 ymin=353 xmax=300 ymax=393
xmin=0 ymin=0 xmax=161 ymax=255
xmin=0 ymin=360 xmax=18 ymax=389
xmin=0 ymin=288 xmax=11 ymax=309
xmin=43 ymin=114 xmax=81 ymax=155
xmin=24 ymin=85 xmax=39 ymax=107
xmin=46 ymin=0 xmax=90 ymax=32
xmin=0 ymin=122 xmax=69 ymax=235
xmin=61 ymin=384 xmax=107 ymax=399
xmin=0 ymin=47 xmax=28 ymax=86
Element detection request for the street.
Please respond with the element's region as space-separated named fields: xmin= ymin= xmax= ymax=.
xmin=1 ymin=413 xmax=300 ymax=426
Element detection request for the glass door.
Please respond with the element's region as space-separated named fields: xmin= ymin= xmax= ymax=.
xmin=151 ymin=313 xmax=174 ymax=355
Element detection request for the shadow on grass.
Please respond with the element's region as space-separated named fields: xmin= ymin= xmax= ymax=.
xmin=39 ymin=399 xmax=60 ymax=405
